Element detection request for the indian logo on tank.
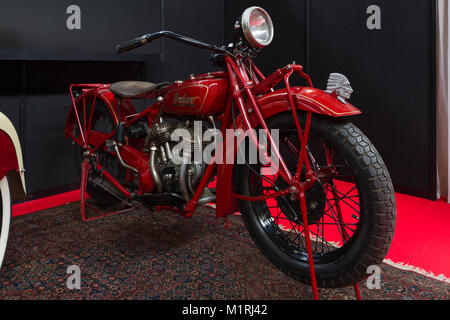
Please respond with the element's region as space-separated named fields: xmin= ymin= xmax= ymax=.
xmin=173 ymin=93 xmax=202 ymax=107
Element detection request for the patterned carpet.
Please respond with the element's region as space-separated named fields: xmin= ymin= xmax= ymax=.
xmin=0 ymin=202 xmax=448 ymax=300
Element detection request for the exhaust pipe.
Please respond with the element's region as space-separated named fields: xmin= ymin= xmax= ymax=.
xmin=149 ymin=145 xmax=163 ymax=193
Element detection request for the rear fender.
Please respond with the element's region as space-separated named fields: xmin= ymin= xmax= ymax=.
xmin=65 ymin=86 xmax=137 ymax=137
xmin=0 ymin=112 xmax=26 ymax=200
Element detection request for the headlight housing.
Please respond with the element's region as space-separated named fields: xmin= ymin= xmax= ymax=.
xmin=241 ymin=7 xmax=274 ymax=49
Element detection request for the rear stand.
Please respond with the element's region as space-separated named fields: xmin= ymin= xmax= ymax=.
xmin=299 ymin=191 xmax=362 ymax=300
xmin=80 ymin=159 xmax=133 ymax=222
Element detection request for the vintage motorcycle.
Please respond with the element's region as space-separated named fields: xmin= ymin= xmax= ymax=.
xmin=0 ymin=112 xmax=27 ymax=270
xmin=65 ymin=7 xmax=396 ymax=290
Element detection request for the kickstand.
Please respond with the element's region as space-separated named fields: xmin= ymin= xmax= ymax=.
xmin=354 ymin=283 xmax=362 ymax=300
xmin=80 ymin=159 xmax=133 ymax=222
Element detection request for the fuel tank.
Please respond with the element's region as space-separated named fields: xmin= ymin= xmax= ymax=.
xmin=163 ymin=72 xmax=229 ymax=116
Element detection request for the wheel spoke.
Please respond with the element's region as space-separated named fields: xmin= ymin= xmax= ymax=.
xmin=251 ymin=129 xmax=362 ymax=262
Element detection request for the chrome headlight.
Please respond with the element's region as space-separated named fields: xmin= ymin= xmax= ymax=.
xmin=241 ymin=7 xmax=274 ymax=49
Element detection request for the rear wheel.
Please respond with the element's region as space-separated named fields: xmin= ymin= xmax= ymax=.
xmin=73 ymin=100 xmax=126 ymax=207
xmin=0 ymin=176 xmax=11 ymax=270
xmin=236 ymin=112 xmax=396 ymax=288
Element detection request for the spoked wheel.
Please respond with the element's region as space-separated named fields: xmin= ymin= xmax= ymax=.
xmin=0 ymin=176 xmax=11 ymax=270
xmin=73 ymin=100 xmax=126 ymax=207
xmin=236 ymin=112 xmax=396 ymax=288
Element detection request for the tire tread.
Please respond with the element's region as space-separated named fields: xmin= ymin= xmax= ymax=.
xmin=236 ymin=114 xmax=396 ymax=288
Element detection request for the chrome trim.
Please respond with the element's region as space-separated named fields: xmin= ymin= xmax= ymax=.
xmin=198 ymin=188 xmax=216 ymax=206
xmin=179 ymin=157 xmax=190 ymax=201
xmin=198 ymin=194 xmax=216 ymax=206
xmin=149 ymin=146 xmax=163 ymax=193
xmin=160 ymin=146 xmax=167 ymax=162
xmin=325 ymin=73 xmax=354 ymax=104
xmin=188 ymin=163 xmax=204 ymax=194
xmin=241 ymin=6 xmax=274 ymax=49
xmin=113 ymin=143 xmax=139 ymax=174
xmin=164 ymin=142 xmax=172 ymax=160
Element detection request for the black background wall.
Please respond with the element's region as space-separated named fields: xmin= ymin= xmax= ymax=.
xmin=308 ymin=0 xmax=436 ymax=199
xmin=0 ymin=0 xmax=437 ymax=200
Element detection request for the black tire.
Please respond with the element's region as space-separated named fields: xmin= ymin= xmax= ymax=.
xmin=235 ymin=112 xmax=396 ymax=288
xmin=73 ymin=100 xmax=126 ymax=207
xmin=0 ymin=176 xmax=12 ymax=271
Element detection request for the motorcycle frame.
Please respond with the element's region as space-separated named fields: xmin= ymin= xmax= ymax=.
xmin=67 ymin=56 xmax=353 ymax=299
xmin=67 ymin=57 xmax=320 ymax=216
xmin=65 ymin=34 xmax=366 ymax=299
xmin=64 ymin=26 xmax=368 ymax=300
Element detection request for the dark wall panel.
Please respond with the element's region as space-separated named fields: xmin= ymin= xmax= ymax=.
xmin=0 ymin=0 xmax=225 ymax=81
xmin=159 ymin=0 xmax=225 ymax=81
xmin=0 ymin=0 xmax=160 ymax=54
xmin=0 ymin=62 xmax=22 ymax=130
xmin=309 ymin=0 xmax=436 ymax=199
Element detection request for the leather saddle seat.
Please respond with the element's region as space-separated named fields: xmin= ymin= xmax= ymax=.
xmin=109 ymin=81 xmax=169 ymax=99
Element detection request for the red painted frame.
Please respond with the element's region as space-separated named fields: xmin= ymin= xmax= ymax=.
xmin=65 ymin=58 xmax=361 ymax=217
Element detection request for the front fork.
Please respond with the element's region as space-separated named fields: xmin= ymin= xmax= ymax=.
xmin=183 ymin=60 xmax=318 ymax=216
xmin=226 ymin=57 xmax=319 ymax=203
xmin=221 ymin=57 xmax=323 ymax=300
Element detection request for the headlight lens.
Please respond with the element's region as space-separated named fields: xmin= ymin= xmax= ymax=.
xmin=241 ymin=7 xmax=274 ymax=49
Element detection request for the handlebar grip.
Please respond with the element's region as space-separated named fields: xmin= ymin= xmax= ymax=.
xmin=116 ymin=35 xmax=149 ymax=54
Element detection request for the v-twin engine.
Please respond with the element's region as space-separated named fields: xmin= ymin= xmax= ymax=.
xmin=147 ymin=119 xmax=215 ymax=205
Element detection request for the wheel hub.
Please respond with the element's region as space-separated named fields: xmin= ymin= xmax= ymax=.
xmin=275 ymin=177 xmax=326 ymax=225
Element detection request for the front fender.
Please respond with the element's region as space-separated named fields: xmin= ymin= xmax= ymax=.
xmin=0 ymin=112 xmax=26 ymax=199
xmin=257 ymin=87 xmax=362 ymax=118
xmin=65 ymin=86 xmax=137 ymax=138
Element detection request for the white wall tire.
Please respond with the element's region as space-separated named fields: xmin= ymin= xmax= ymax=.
xmin=0 ymin=176 xmax=11 ymax=271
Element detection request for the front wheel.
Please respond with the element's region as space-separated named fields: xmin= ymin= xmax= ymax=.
xmin=0 ymin=176 xmax=11 ymax=270
xmin=236 ymin=113 xmax=396 ymax=288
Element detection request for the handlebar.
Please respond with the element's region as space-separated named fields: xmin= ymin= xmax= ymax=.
xmin=116 ymin=31 xmax=228 ymax=54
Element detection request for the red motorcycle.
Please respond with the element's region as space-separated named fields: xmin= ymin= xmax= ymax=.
xmin=65 ymin=7 xmax=396 ymax=290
